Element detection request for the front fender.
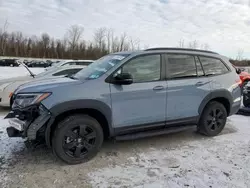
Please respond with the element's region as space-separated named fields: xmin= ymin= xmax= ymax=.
xmin=44 ymin=99 xmax=113 ymax=147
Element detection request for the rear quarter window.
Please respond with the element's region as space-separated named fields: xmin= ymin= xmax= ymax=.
xmin=199 ymin=56 xmax=229 ymax=76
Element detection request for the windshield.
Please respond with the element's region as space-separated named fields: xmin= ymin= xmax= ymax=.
xmin=74 ymin=54 xmax=129 ymax=80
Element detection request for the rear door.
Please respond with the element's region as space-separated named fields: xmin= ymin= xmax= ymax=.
xmin=165 ymin=54 xmax=211 ymax=121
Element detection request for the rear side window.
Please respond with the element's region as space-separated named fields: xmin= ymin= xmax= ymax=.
xmin=167 ymin=54 xmax=197 ymax=79
xmin=199 ymin=56 xmax=229 ymax=76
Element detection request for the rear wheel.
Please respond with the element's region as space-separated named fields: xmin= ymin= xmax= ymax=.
xmin=243 ymin=94 xmax=250 ymax=107
xmin=52 ymin=115 xmax=104 ymax=164
xmin=242 ymin=80 xmax=249 ymax=93
xmin=198 ymin=101 xmax=227 ymax=136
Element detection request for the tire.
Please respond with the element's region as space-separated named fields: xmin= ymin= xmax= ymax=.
xmin=242 ymin=81 xmax=249 ymax=93
xmin=243 ymin=94 xmax=250 ymax=107
xmin=198 ymin=101 xmax=227 ymax=136
xmin=52 ymin=115 xmax=104 ymax=164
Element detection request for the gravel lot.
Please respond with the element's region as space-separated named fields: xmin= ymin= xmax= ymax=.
xmin=1 ymin=67 xmax=250 ymax=188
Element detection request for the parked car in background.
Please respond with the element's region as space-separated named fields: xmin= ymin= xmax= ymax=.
xmin=243 ymin=82 xmax=250 ymax=107
xmin=239 ymin=71 xmax=250 ymax=88
xmin=231 ymin=64 xmax=250 ymax=89
xmin=5 ymin=48 xmax=241 ymax=164
xmin=46 ymin=60 xmax=94 ymax=70
xmin=0 ymin=59 xmax=20 ymax=67
xmin=27 ymin=60 xmax=51 ymax=68
xmin=46 ymin=60 xmax=54 ymax=67
xmin=0 ymin=63 xmax=86 ymax=107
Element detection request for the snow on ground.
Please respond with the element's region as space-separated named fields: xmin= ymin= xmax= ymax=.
xmin=0 ymin=110 xmax=250 ymax=188
xmin=0 ymin=67 xmax=45 ymax=79
xmin=88 ymin=116 xmax=250 ymax=188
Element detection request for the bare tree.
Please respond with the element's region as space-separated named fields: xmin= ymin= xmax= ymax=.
xmin=237 ymin=49 xmax=244 ymax=60
xmin=93 ymin=27 xmax=106 ymax=50
xmin=0 ymin=24 xmax=142 ymax=60
xmin=106 ymin=28 xmax=114 ymax=53
xmin=188 ymin=40 xmax=198 ymax=49
xmin=41 ymin=33 xmax=50 ymax=57
xmin=203 ymin=43 xmax=210 ymax=50
xmin=66 ymin=25 xmax=84 ymax=57
xmin=178 ymin=39 xmax=185 ymax=48
xmin=129 ymin=37 xmax=140 ymax=51
xmin=119 ymin=32 xmax=127 ymax=51
xmin=200 ymin=43 xmax=210 ymax=50
xmin=0 ymin=19 xmax=9 ymax=55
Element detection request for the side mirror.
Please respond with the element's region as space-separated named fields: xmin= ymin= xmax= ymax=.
xmin=236 ymin=68 xmax=242 ymax=74
xmin=113 ymin=73 xmax=133 ymax=85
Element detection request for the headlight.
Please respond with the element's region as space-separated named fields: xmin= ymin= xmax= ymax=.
xmin=13 ymin=93 xmax=51 ymax=108
xmin=0 ymin=82 xmax=12 ymax=91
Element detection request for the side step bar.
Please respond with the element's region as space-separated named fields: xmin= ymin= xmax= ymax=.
xmin=115 ymin=125 xmax=197 ymax=141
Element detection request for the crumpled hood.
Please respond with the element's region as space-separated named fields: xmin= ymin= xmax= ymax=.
xmin=15 ymin=77 xmax=82 ymax=94
xmin=0 ymin=75 xmax=31 ymax=85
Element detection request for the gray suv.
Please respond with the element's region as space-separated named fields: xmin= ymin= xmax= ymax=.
xmin=5 ymin=48 xmax=242 ymax=164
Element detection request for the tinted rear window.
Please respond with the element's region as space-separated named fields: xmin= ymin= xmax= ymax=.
xmin=199 ymin=56 xmax=229 ymax=76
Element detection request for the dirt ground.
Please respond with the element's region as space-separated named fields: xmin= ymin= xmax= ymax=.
xmin=1 ymin=107 xmax=250 ymax=188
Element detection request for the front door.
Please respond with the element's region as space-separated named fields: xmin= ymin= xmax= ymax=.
xmin=109 ymin=54 xmax=167 ymax=130
xmin=165 ymin=54 xmax=211 ymax=121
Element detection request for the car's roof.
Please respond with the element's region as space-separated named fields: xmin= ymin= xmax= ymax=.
xmin=112 ymin=48 xmax=222 ymax=58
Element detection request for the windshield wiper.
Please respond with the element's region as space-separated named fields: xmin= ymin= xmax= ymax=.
xmin=19 ymin=62 xmax=35 ymax=78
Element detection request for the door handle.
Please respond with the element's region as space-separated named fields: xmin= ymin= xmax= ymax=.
xmin=153 ymin=86 xmax=164 ymax=90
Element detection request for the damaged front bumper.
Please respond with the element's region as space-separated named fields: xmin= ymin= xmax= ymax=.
xmin=5 ymin=104 xmax=51 ymax=140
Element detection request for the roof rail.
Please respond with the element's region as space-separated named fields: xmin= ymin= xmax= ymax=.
xmin=145 ymin=47 xmax=219 ymax=54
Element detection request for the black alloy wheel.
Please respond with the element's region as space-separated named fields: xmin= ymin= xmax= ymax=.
xmin=205 ymin=108 xmax=225 ymax=132
xmin=63 ymin=125 xmax=97 ymax=158
xmin=198 ymin=101 xmax=227 ymax=136
xmin=52 ymin=115 xmax=104 ymax=164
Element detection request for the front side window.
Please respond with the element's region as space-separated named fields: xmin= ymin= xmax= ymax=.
xmin=199 ymin=56 xmax=229 ymax=76
xmin=167 ymin=54 xmax=197 ymax=79
xmin=121 ymin=54 xmax=161 ymax=83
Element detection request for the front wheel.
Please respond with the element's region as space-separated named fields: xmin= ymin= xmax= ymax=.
xmin=198 ymin=101 xmax=227 ymax=136
xmin=52 ymin=115 xmax=104 ymax=164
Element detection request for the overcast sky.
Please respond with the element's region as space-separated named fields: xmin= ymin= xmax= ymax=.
xmin=0 ymin=0 xmax=250 ymax=58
